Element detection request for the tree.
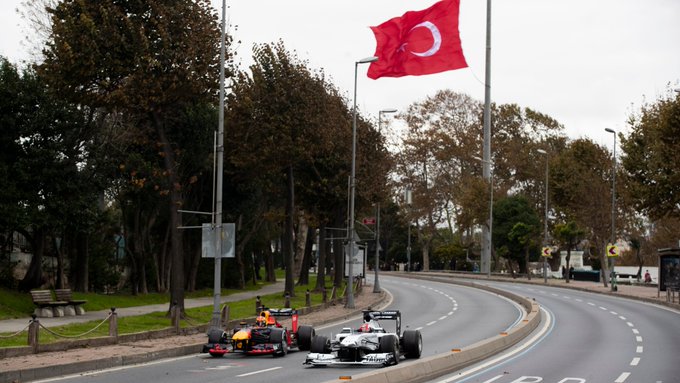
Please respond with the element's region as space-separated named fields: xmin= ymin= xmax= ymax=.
xmin=621 ymin=87 xmax=680 ymax=220
xmin=550 ymin=138 xmax=622 ymax=287
xmin=40 ymin=0 xmax=224 ymax=311
xmin=553 ymin=221 xmax=585 ymax=283
xmin=493 ymin=195 xmax=541 ymax=277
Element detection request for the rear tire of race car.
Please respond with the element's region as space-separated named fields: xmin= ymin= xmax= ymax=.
xmin=207 ymin=328 xmax=226 ymax=344
xmin=310 ymin=335 xmax=330 ymax=353
xmin=270 ymin=328 xmax=288 ymax=357
xmin=297 ymin=325 xmax=315 ymax=351
xmin=379 ymin=334 xmax=399 ymax=365
xmin=402 ymin=329 xmax=423 ymax=359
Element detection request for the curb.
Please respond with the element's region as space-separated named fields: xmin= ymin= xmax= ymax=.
xmin=321 ymin=273 xmax=542 ymax=383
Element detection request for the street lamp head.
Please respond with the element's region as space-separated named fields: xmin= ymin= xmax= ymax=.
xmin=380 ymin=108 xmax=398 ymax=114
xmin=604 ymin=128 xmax=616 ymax=134
xmin=358 ymin=56 xmax=379 ymax=64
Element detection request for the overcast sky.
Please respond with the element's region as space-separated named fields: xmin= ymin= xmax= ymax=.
xmin=2 ymin=0 xmax=679 ymax=150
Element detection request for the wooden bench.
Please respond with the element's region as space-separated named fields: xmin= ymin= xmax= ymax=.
xmin=54 ymin=289 xmax=87 ymax=315
xmin=30 ymin=290 xmax=69 ymax=318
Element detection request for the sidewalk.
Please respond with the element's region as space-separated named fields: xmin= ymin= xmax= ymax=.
xmin=0 ymin=281 xmax=286 ymax=334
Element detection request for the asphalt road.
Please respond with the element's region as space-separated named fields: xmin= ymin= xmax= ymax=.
xmin=37 ymin=275 xmax=522 ymax=383
xmin=427 ymin=281 xmax=680 ymax=383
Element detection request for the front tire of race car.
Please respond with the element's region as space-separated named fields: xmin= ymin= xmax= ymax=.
xmin=270 ymin=328 xmax=289 ymax=357
xmin=207 ymin=328 xmax=226 ymax=344
xmin=402 ymin=329 xmax=423 ymax=359
xmin=310 ymin=335 xmax=330 ymax=353
xmin=379 ymin=334 xmax=399 ymax=365
xmin=297 ymin=325 xmax=315 ymax=351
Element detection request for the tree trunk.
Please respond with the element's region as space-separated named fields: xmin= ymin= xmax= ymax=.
xmin=74 ymin=232 xmax=89 ymax=292
xmin=18 ymin=227 xmax=46 ymax=291
xmin=54 ymin=235 xmax=66 ymax=289
xmin=297 ymin=225 xmax=314 ymax=286
xmin=153 ymin=113 xmax=185 ymax=314
xmin=315 ymin=220 xmax=327 ymax=292
xmin=565 ymin=249 xmax=571 ymax=283
xmin=284 ymin=164 xmax=296 ymax=297
xmin=333 ymin=211 xmax=345 ymax=287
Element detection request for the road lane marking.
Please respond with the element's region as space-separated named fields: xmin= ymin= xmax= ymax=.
xmin=426 ymin=321 xmax=437 ymax=326
xmin=632 ymin=329 xmax=639 ymax=334
xmin=615 ymin=372 xmax=631 ymax=382
xmin=610 ymin=311 xmax=618 ymax=315
xmin=619 ymin=315 xmax=627 ymax=320
xmin=588 ymin=302 xmax=596 ymax=306
xmin=236 ymin=366 xmax=281 ymax=377
xmin=599 ymin=306 xmax=608 ymax=310
xmin=630 ymin=357 xmax=640 ymax=366
xmin=435 ymin=306 xmax=554 ymax=383
xmin=636 ymin=346 xmax=643 ymax=353
xmin=627 ymin=322 xmax=634 ymax=327
xmin=448 ymin=311 xmax=454 ymax=315
xmin=636 ymin=336 xmax=643 ymax=342
xmin=439 ymin=315 xmax=448 ymax=320
xmin=575 ymin=298 xmax=583 ymax=302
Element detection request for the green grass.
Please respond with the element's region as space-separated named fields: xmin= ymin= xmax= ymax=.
xmin=0 ymin=272 xmax=345 ymax=348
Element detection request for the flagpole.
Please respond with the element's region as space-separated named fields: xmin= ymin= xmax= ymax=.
xmin=481 ymin=0 xmax=492 ymax=277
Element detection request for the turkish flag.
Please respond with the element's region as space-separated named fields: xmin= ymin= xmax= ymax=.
xmin=367 ymin=0 xmax=468 ymax=79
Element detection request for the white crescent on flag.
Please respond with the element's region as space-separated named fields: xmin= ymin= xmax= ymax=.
xmin=409 ymin=21 xmax=442 ymax=57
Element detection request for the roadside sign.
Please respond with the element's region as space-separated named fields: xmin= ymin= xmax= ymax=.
xmin=541 ymin=247 xmax=551 ymax=257
xmin=362 ymin=217 xmax=376 ymax=225
xmin=607 ymin=244 xmax=619 ymax=257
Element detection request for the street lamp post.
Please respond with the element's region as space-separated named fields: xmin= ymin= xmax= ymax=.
xmin=373 ymin=109 xmax=396 ymax=293
xmin=473 ymin=156 xmax=493 ymax=276
xmin=405 ymin=189 xmax=412 ymax=272
xmin=537 ymin=149 xmax=549 ymax=284
xmin=347 ymin=56 xmax=378 ymax=309
xmin=605 ymin=128 xmax=617 ymax=292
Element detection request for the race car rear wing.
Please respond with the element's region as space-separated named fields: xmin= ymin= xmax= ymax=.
xmin=362 ymin=310 xmax=401 ymax=335
xmin=261 ymin=308 xmax=299 ymax=332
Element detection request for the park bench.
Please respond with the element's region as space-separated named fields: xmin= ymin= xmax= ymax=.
xmin=30 ymin=290 xmax=68 ymax=318
xmin=54 ymin=288 xmax=87 ymax=315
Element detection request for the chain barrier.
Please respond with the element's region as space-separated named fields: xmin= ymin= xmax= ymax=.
xmin=37 ymin=312 xmax=112 ymax=339
xmin=0 ymin=322 xmax=31 ymax=338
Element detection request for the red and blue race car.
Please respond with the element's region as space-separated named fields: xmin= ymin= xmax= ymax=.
xmin=202 ymin=308 xmax=315 ymax=357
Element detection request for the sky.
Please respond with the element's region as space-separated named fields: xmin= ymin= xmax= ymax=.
xmin=2 ymin=0 xmax=679 ymax=151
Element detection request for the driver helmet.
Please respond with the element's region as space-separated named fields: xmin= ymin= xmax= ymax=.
xmin=359 ymin=323 xmax=372 ymax=333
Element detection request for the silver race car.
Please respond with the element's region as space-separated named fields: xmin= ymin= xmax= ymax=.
xmin=303 ymin=309 xmax=422 ymax=367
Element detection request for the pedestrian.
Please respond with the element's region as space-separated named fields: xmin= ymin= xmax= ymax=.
xmin=644 ymin=269 xmax=652 ymax=284
xmin=569 ymin=266 xmax=574 ymax=280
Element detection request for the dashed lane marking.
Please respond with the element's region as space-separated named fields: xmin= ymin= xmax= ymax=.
xmin=236 ymin=366 xmax=282 ymax=377
xmin=615 ymin=372 xmax=631 ymax=382
xmin=630 ymin=357 xmax=640 ymax=366
xmin=636 ymin=346 xmax=643 ymax=353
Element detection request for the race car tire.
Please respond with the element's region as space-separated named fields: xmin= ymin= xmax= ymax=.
xmin=310 ymin=335 xmax=330 ymax=353
xmin=207 ymin=328 xmax=226 ymax=344
xmin=297 ymin=325 xmax=315 ymax=351
xmin=402 ymin=329 xmax=423 ymax=359
xmin=379 ymin=334 xmax=399 ymax=364
xmin=270 ymin=328 xmax=288 ymax=357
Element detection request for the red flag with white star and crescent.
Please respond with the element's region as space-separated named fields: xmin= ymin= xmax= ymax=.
xmin=367 ymin=0 xmax=468 ymax=79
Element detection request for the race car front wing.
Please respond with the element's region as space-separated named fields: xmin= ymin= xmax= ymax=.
xmin=303 ymin=352 xmax=396 ymax=367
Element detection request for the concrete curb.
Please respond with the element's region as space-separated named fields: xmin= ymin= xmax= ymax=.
xmin=0 ymin=291 xmax=388 ymax=383
xmin=321 ymin=273 xmax=542 ymax=383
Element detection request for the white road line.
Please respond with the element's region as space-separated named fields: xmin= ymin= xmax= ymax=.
xmin=415 ymin=326 xmax=424 ymax=330
xmin=439 ymin=315 xmax=447 ymax=320
xmin=632 ymin=329 xmax=639 ymax=334
xmin=563 ymin=296 xmax=571 ymax=299
xmin=448 ymin=311 xmax=454 ymax=315
xmin=636 ymin=346 xmax=643 ymax=353
xmin=588 ymin=302 xmax=596 ymax=306
xmin=615 ymin=372 xmax=631 ymax=382
xmin=627 ymin=322 xmax=634 ymax=327
xmin=236 ymin=367 xmax=282 ymax=377
xmin=610 ymin=311 xmax=618 ymax=315
xmin=619 ymin=315 xmax=627 ymax=320
xmin=599 ymin=306 xmax=608 ymax=310
xmin=636 ymin=336 xmax=643 ymax=342
xmin=426 ymin=321 xmax=437 ymax=326
xmin=575 ymin=298 xmax=583 ymax=302
xmin=552 ymin=293 xmax=559 ymax=296
xmin=435 ymin=306 xmax=553 ymax=383
xmin=630 ymin=357 xmax=640 ymax=366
